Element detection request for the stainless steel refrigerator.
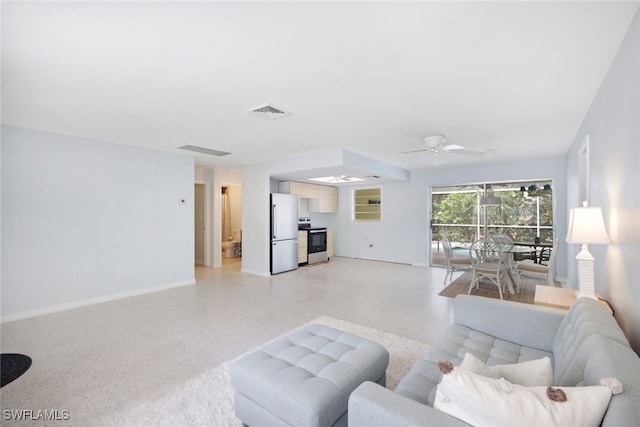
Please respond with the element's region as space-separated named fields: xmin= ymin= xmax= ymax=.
xmin=270 ymin=193 xmax=298 ymax=274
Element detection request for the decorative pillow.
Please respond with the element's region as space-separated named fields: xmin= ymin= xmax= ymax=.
xmin=459 ymin=352 xmax=553 ymax=386
xmin=434 ymin=361 xmax=613 ymax=427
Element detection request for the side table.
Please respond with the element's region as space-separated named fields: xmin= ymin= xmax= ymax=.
xmin=534 ymin=285 xmax=612 ymax=314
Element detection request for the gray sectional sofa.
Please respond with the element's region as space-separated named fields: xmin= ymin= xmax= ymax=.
xmin=349 ymin=294 xmax=640 ymax=426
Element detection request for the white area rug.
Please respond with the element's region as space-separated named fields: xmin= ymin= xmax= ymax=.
xmin=102 ymin=316 xmax=429 ymax=426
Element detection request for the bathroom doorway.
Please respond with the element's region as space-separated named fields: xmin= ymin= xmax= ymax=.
xmin=221 ymin=185 xmax=242 ymax=263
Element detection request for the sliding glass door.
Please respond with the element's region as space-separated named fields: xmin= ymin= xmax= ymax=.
xmin=431 ymin=181 xmax=553 ymax=266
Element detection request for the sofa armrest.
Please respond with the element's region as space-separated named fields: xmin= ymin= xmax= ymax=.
xmin=453 ymin=295 xmax=566 ymax=351
xmin=348 ymin=382 xmax=469 ymax=427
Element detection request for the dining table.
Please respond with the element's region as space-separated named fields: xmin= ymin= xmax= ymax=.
xmin=513 ymin=241 xmax=553 ymax=264
xmin=501 ymin=246 xmax=539 ymax=294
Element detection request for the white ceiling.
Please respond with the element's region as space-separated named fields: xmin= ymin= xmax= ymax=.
xmin=2 ymin=1 xmax=638 ymax=182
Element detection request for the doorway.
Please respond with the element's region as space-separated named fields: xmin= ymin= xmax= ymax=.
xmin=221 ymin=185 xmax=242 ymax=263
xmin=194 ymin=183 xmax=206 ymax=266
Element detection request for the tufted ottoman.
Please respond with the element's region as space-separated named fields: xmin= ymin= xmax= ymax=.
xmin=230 ymin=323 xmax=389 ymax=427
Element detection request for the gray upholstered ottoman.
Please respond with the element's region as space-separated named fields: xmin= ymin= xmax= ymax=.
xmin=230 ymin=323 xmax=389 ymax=427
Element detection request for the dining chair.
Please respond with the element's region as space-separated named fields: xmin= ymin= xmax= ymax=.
xmin=468 ymin=238 xmax=510 ymax=299
xmin=490 ymin=233 xmax=517 ymax=288
xmin=489 ymin=233 xmax=514 ymax=252
xmin=516 ymin=237 xmax=558 ymax=287
xmin=442 ymin=233 xmax=471 ymax=286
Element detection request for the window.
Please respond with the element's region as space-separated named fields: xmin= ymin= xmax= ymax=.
xmin=354 ymin=188 xmax=381 ymax=221
xmin=431 ymin=181 xmax=554 ymax=265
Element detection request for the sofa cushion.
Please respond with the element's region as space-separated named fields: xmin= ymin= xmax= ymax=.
xmin=583 ymin=338 xmax=640 ymax=426
xmin=553 ymin=298 xmax=629 ymax=386
xmin=434 ymin=365 xmax=613 ymax=427
xmin=394 ymin=323 xmax=552 ymax=406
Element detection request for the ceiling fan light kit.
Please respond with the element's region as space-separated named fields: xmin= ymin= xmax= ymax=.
xmin=309 ymin=175 xmax=364 ymax=183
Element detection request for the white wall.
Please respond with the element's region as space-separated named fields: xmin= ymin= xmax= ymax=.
xmin=242 ymin=163 xmax=271 ymax=276
xmin=316 ymin=156 xmax=567 ymax=273
xmin=566 ymin=9 xmax=640 ymax=352
xmin=1 ymin=126 xmax=195 ymax=319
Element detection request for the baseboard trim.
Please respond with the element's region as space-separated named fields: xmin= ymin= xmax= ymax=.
xmin=1 ymin=279 xmax=195 ymax=323
xmin=411 ymin=262 xmax=430 ymax=267
xmin=240 ymin=268 xmax=270 ymax=277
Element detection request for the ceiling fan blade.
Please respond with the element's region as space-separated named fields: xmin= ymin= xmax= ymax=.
xmin=442 ymin=146 xmax=486 ymax=156
xmin=441 ymin=144 xmax=465 ymax=151
xmin=396 ymin=148 xmax=430 ymax=155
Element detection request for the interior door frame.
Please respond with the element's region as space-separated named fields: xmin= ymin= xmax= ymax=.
xmin=195 ymin=181 xmax=211 ymax=267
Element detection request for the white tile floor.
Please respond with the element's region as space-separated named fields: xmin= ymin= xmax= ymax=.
xmin=0 ymin=257 xmax=454 ymax=425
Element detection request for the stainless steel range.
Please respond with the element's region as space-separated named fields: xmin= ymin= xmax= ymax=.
xmin=298 ymin=217 xmax=328 ymax=264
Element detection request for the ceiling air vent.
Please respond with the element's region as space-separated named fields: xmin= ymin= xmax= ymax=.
xmin=249 ymin=104 xmax=290 ymax=120
xmin=178 ymin=145 xmax=231 ymax=156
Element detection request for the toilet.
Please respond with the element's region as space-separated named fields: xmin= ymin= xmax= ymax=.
xmin=222 ymin=241 xmax=240 ymax=258
xmin=222 ymin=230 xmax=242 ymax=258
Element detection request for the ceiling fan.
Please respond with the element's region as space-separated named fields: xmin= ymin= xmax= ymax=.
xmin=397 ymin=135 xmax=486 ymax=161
xmin=309 ymin=175 xmax=365 ymax=183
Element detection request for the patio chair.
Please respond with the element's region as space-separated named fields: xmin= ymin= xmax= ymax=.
xmin=516 ymin=238 xmax=558 ymax=287
xmin=442 ymin=234 xmax=471 ymax=287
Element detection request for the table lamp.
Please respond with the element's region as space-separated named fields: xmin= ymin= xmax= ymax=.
xmin=565 ymin=202 xmax=610 ymax=299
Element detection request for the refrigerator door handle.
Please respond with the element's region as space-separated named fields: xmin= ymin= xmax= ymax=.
xmin=271 ymin=204 xmax=276 ymax=239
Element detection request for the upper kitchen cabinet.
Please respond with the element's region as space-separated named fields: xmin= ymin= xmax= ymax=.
xmin=280 ymin=181 xmax=318 ymax=199
xmin=278 ymin=181 xmax=338 ymax=213
xmin=309 ymin=185 xmax=338 ymax=213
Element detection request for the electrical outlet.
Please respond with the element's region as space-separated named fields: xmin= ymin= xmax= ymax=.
xmin=73 ymin=271 xmax=80 ymax=280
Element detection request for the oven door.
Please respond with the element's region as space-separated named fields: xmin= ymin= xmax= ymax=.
xmin=308 ymin=229 xmax=327 ymax=253
xmin=308 ymin=229 xmax=328 ymax=263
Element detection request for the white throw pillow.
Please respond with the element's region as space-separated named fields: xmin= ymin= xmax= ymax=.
xmin=460 ymin=352 xmax=553 ymax=386
xmin=434 ymin=365 xmax=612 ymax=427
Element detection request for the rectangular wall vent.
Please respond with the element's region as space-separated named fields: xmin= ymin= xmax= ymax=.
xmin=178 ymin=145 xmax=231 ymax=156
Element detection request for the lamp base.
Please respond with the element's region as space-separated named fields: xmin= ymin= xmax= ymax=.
xmin=575 ymin=244 xmax=598 ymax=300
xmin=574 ymin=290 xmax=599 ymax=300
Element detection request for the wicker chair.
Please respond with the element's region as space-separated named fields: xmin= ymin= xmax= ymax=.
xmin=468 ymin=238 xmax=510 ymax=299
xmin=442 ymin=234 xmax=471 ymax=287
xmin=517 ymin=238 xmax=558 ymax=287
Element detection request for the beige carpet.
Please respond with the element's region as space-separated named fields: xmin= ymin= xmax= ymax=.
xmin=439 ymin=271 xmax=539 ymax=304
xmin=98 ymin=316 xmax=429 ymax=426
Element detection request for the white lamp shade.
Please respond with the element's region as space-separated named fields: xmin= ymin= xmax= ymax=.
xmin=566 ymin=206 xmax=610 ymax=244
